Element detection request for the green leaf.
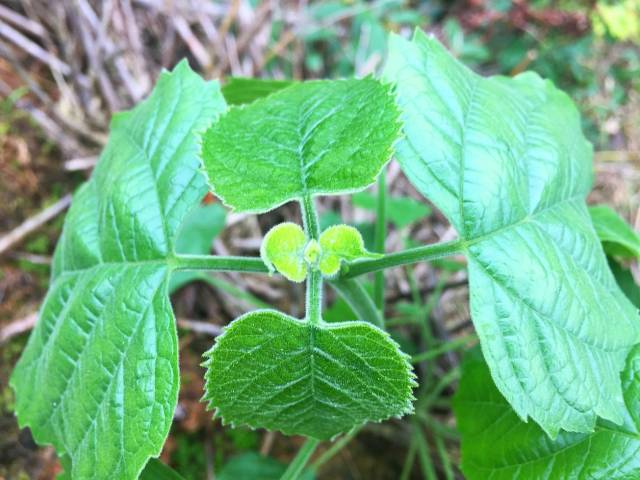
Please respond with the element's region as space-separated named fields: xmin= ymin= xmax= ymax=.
xmin=609 ymin=258 xmax=640 ymax=308
xmin=352 ymin=191 xmax=432 ymax=228
xmin=203 ymin=310 xmax=415 ymax=439
xmin=385 ymin=30 xmax=640 ymax=436
xmin=221 ymin=77 xmax=295 ymax=105
xmin=201 ymin=78 xmax=401 ymax=213
xmin=217 ymin=452 xmax=314 ymax=480
xmin=10 ymin=60 xmax=226 ymax=479
xmin=318 ymin=224 xmax=380 ymax=276
xmin=454 ymin=347 xmax=640 ymax=479
xmin=590 ymin=205 xmax=640 ymax=259
xmin=260 ymin=222 xmax=308 ymax=282
xmin=170 ymin=203 xmax=227 ymax=293
xmin=140 ymin=459 xmax=186 ymax=480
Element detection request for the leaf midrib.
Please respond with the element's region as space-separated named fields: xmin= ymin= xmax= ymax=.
xmin=461 ymin=194 xmax=584 ymax=249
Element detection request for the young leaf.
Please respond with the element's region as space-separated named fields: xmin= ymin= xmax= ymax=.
xmin=590 ymin=205 xmax=640 ymax=259
xmin=10 ymin=61 xmax=226 ymax=480
xmin=203 ymin=310 xmax=415 ymax=439
xmin=318 ymin=224 xmax=380 ymax=276
xmin=260 ymin=222 xmax=308 ymax=282
xmin=385 ymin=30 xmax=640 ymax=436
xmin=454 ymin=347 xmax=640 ymax=479
xmin=201 ymin=78 xmax=401 ymax=213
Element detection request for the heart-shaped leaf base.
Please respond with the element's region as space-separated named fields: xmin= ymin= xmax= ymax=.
xmin=203 ymin=310 xmax=415 ymax=439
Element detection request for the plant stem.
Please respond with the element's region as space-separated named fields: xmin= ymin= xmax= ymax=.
xmin=434 ymin=431 xmax=454 ymax=480
xmin=309 ymin=427 xmax=360 ymax=471
xmin=422 ymin=366 xmax=461 ymax=407
xmin=410 ymin=334 xmax=477 ymax=364
xmin=374 ymin=170 xmax=386 ymax=313
xmin=280 ymin=438 xmax=320 ymax=480
xmin=328 ymin=278 xmax=384 ymax=328
xmin=399 ymin=434 xmax=418 ymax=480
xmin=340 ymin=239 xmax=465 ymax=278
xmin=301 ymin=194 xmax=323 ymax=324
xmin=173 ymin=254 xmax=268 ymax=274
xmin=307 ymin=269 xmax=323 ymax=324
xmin=173 ymin=238 xmax=464 ymax=278
xmin=414 ymin=424 xmax=437 ymax=480
xmin=301 ymin=193 xmax=320 ymax=239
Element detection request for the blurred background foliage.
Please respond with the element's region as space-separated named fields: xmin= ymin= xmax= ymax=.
xmin=1 ymin=1 xmax=639 ymax=479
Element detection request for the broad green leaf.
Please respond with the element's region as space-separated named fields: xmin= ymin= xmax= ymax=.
xmin=609 ymin=258 xmax=640 ymax=308
xmin=590 ymin=205 xmax=640 ymax=259
xmin=140 ymin=459 xmax=186 ymax=480
xmin=201 ymin=78 xmax=401 ymax=213
xmin=221 ymin=77 xmax=294 ymax=105
xmin=10 ymin=61 xmax=226 ymax=479
xmin=217 ymin=452 xmax=314 ymax=480
xmin=454 ymin=347 xmax=640 ymax=479
xmin=170 ymin=203 xmax=227 ymax=293
xmin=260 ymin=222 xmax=308 ymax=282
xmin=385 ymin=30 xmax=640 ymax=436
xmin=203 ymin=310 xmax=415 ymax=439
xmin=318 ymin=224 xmax=380 ymax=276
xmin=352 ymin=191 xmax=432 ymax=228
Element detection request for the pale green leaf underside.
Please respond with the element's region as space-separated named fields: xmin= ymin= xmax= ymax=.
xmin=385 ymin=30 xmax=640 ymax=436
xmin=260 ymin=223 xmax=377 ymax=280
xmin=260 ymin=222 xmax=308 ymax=282
xmin=454 ymin=348 xmax=640 ymax=479
xmin=201 ymin=78 xmax=401 ymax=213
xmin=203 ymin=310 xmax=415 ymax=439
xmin=590 ymin=205 xmax=640 ymax=259
xmin=10 ymin=61 xmax=226 ymax=480
xmin=318 ymin=224 xmax=380 ymax=276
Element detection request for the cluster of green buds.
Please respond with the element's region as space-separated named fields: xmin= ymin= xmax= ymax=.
xmin=260 ymin=222 xmax=381 ymax=282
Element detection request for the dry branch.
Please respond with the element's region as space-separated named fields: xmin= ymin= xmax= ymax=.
xmin=0 ymin=194 xmax=72 ymax=257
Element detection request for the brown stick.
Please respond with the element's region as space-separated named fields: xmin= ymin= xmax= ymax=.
xmin=0 ymin=194 xmax=72 ymax=257
xmin=0 ymin=18 xmax=71 ymax=74
xmin=0 ymin=312 xmax=38 ymax=345
xmin=176 ymin=318 xmax=222 ymax=337
xmin=0 ymin=4 xmax=46 ymax=38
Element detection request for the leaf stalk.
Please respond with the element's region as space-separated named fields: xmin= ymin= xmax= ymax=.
xmin=340 ymin=239 xmax=465 ymax=278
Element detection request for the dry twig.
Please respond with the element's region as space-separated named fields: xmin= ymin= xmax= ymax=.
xmin=0 ymin=194 xmax=72 ymax=257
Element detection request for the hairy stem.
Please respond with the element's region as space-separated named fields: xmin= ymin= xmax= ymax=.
xmin=340 ymin=239 xmax=465 ymax=278
xmin=301 ymin=193 xmax=320 ymax=239
xmin=173 ymin=239 xmax=464 ymax=278
xmin=374 ymin=170 xmax=386 ymax=313
xmin=301 ymin=194 xmax=323 ymax=324
xmin=173 ymin=254 xmax=268 ymax=273
xmin=328 ymin=278 xmax=384 ymax=328
xmin=281 ymin=438 xmax=320 ymax=480
xmin=307 ymin=269 xmax=323 ymax=324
